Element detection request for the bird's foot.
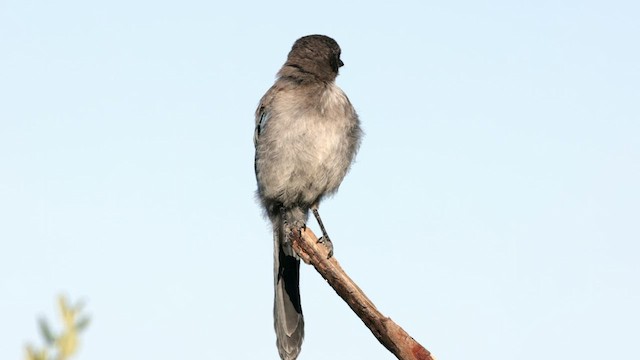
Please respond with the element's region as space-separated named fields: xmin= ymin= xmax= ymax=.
xmin=284 ymin=220 xmax=306 ymax=241
xmin=317 ymin=236 xmax=334 ymax=259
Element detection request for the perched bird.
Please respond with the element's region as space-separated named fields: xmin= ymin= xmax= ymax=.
xmin=254 ymin=34 xmax=362 ymax=360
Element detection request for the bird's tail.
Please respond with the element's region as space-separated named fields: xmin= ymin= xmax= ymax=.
xmin=273 ymin=221 xmax=304 ymax=360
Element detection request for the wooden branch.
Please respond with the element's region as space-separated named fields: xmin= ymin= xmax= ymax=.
xmin=289 ymin=227 xmax=435 ymax=360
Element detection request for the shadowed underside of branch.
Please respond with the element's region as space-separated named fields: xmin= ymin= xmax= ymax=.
xmin=289 ymin=227 xmax=436 ymax=360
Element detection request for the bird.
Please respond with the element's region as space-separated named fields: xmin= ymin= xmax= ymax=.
xmin=254 ymin=34 xmax=362 ymax=360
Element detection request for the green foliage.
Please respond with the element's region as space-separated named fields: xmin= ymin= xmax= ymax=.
xmin=25 ymin=295 xmax=90 ymax=360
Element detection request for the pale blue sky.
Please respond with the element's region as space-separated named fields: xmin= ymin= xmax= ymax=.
xmin=1 ymin=1 xmax=639 ymax=359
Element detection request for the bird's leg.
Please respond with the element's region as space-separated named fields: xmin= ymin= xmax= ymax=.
xmin=311 ymin=205 xmax=333 ymax=258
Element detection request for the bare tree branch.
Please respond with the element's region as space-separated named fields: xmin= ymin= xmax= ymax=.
xmin=290 ymin=227 xmax=436 ymax=360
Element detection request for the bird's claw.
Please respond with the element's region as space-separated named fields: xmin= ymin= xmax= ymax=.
xmin=317 ymin=236 xmax=334 ymax=259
